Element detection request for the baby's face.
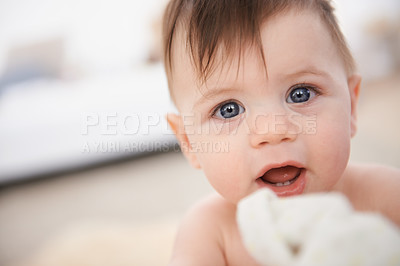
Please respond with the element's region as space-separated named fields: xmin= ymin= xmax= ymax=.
xmin=169 ymin=9 xmax=359 ymax=203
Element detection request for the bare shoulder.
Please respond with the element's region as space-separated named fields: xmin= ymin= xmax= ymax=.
xmin=191 ymin=192 xmax=237 ymax=218
xmin=336 ymin=162 xmax=400 ymax=226
xmin=343 ymin=162 xmax=399 ymax=177
xmin=338 ymin=162 xmax=400 ymax=193
xmin=168 ymin=193 xmax=235 ymax=266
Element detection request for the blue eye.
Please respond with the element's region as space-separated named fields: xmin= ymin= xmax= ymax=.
xmin=287 ymin=86 xmax=316 ymax=103
xmin=214 ymin=101 xmax=245 ymax=119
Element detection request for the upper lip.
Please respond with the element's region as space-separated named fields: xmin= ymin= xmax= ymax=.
xmin=256 ymin=160 xmax=305 ymax=179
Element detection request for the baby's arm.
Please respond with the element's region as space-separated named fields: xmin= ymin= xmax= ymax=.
xmin=337 ymin=163 xmax=400 ymax=226
xmin=168 ymin=194 xmax=226 ymax=266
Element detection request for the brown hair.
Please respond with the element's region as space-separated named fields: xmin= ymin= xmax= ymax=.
xmin=162 ymin=0 xmax=355 ymax=99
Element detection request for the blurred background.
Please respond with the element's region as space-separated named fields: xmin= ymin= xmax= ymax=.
xmin=0 ymin=0 xmax=399 ymax=265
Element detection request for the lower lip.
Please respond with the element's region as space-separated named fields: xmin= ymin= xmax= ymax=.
xmin=256 ymin=169 xmax=306 ymax=197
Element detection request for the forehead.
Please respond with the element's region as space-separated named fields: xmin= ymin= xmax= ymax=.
xmin=259 ymin=9 xmax=344 ymax=77
xmin=171 ymin=9 xmax=346 ymax=110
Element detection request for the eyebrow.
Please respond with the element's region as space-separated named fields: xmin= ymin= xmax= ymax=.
xmin=282 ymin=67 xmax=335 ymax=81
xmin=193 ymin=67 xmax=335 ymax=109
xmin=193 ymin=87 xmax=239 ymax=109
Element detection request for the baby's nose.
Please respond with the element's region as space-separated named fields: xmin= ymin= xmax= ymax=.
xmin=247 ymin=112 xmax=298 ymax=147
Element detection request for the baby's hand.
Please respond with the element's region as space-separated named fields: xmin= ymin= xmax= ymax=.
xmin=237 ymin=188 xmax=400 ymax=266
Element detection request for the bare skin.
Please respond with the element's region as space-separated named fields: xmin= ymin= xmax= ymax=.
xmin=166 ymin=9 xmax=400 ymax=266
xmin=169 ymin=164 xmax=400 ymax=266
xmin=334 ymin=163 xmax=400 ymax=226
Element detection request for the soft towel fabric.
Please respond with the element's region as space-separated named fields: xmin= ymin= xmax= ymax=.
xmin=237 ymin=188 xmax=400 ymax=266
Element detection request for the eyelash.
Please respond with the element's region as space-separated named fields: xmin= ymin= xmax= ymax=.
xmin=287 ymin=83 xmax=321 ymax=100
xmin=210 ymin=99 xmax=244 ymax=118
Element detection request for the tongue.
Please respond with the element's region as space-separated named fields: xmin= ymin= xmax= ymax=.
xmin=262 ymin=166 xmax=300 ymax=184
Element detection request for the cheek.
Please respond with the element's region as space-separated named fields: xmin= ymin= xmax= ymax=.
xmin=197 ymin=149 xmax=244 ymax=201
xmin=318 ymin=123 xmax=351 ymax=165
xmin=310 ymin=110 xmax=352 ymax=188
xmin=190 ymin=130 xmax=248 ymax=202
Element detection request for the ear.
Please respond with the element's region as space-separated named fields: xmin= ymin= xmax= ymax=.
xmin=347 ymin=74 xmax=361 ymax=138
xmin=166 ymin=113 xmax=201 ymax=169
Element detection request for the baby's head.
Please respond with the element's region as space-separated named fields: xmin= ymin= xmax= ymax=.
xmin=162 ymin=0 xmax=361 ymax=203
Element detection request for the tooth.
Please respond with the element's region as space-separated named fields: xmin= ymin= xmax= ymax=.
xmin=276 ymin=182 xmax=284 ymax=187
xmin=284 ymin=181 xmax=291 ymax=186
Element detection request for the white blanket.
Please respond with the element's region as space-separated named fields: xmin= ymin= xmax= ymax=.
xmin=237 ymin=188 xmax=400 ymax=266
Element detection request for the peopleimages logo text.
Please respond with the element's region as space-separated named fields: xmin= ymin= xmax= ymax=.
xmin=81 ymin=112 xmax=317 ymax=136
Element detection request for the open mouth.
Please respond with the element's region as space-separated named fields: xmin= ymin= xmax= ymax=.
xmin=256 ymin=165 xmax=306 ymax=196
xmin=258 ymin=166 xmax=302 ymax=187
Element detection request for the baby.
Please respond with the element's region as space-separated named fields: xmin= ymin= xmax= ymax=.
xmin=161 ymin=0 xmax=400 ymax=265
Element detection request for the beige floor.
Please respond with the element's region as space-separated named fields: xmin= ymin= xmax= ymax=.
xmin=0 ymin=74 xmax=399 ymax=266
xmin=0 ymin=152 xmax=213 ymax=266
